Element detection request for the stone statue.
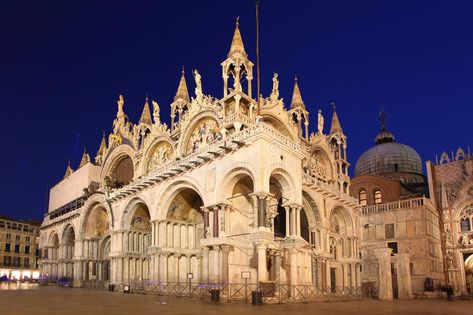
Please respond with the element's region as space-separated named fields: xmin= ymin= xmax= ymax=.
xmin=271 ymin=72 xmax=279 ymax=100
xmin=117 ymin=95 xmax=124 ymax=113
xmin=194 ymin=69 xmax=203 ymax=98
xmin=446 ymin=251 xmax=454 ymax=269
xmin=317 ymin=109 xmax=324 ymax=134
xmin=117 ymin=95 xmax=125 ymax=121
xmin=152 ymin=100 xmax=160 ymax=123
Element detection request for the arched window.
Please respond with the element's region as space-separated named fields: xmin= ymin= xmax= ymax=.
xmin=359 ymin=189 xmax=367 ymax=206
xmin=460 ymin=218 xmax=471 ymax=232
xmin=374 ymin=190 xmax=382 ymax=204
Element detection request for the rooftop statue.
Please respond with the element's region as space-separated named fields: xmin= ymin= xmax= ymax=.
xmin=270 ymin=72 xmax=279 ymax=101
xmin=193 ymin=69 xmax=203 ymax=99
xmin=318 ymin=109 xmax=324 ymax=134
xmin=152 ymin=100 xmax=160 ymax=124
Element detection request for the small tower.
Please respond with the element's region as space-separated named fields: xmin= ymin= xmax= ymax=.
xmin=95 ymin=131 xmax=107 ymax=165
xmin=139 ymin=95 xmax=152 ymax=126
xmin=221 ymin=17 xmax=254 ymax=98
xmin=329 ymin=103 xmax=350 ymax=193
xmin=63 ymin=160 xmax=74 ymax=179
xmin=79 ymin=147 xmax=90 ymax=168
xmin=171 ymin=67 xmax=190 ymax=131
xmin=289 ymin=77 xmax=309 ymax=140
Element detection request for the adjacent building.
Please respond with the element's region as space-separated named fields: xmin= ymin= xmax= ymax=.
xmin=0 ymin=215 xmax=40 ymax=280
xmin=350 ymin=122 xmax=444 ymax=299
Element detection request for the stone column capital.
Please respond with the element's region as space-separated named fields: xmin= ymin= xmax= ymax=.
xmin=282 ymin=202 xmax=303 ymax=211
xmin=255 ymin=240 xmax=268 ymax=249
xmin=374 ymin=247 xmax=392 ymax=259
xmin=220 ymin=244 xmax=232 ymax=252
xmin=395 ymin=253 xmax=410 ymax=262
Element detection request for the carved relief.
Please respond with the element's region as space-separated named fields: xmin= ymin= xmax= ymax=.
xmin=186 ymin=118 xmax=221 ymax=154
xmin=147 ymin=141 xmax=174 ymax=173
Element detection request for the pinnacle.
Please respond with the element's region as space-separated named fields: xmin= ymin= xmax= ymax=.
xmin=79 ymin=147 xmax=90 ymax=168
xmin=139 ymin=96 xmax=152 ymax=125
xmin=64 ymin=160 xmax=74 ymax=179
xmin=290 ymin=77 xmax=305 ymax=110
xmin=228 ymin=18 xmax=247 ymax=57
xmin=96 ymin=131 xmax=107 ymax=157
xmin=174 ymin=68 xmax=190 ymax=102
xmin=330 ymin=103 xmax=343 ymax=134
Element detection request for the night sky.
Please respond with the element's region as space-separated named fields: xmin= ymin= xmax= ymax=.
xmin=1 ymin=0 xmax=472 ymax=220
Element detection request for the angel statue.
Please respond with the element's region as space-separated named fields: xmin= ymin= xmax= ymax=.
xmin=317 ymin=109 xmax=324 ymax=134
xmin=270 ymin=72 xmax=279 ymax=100
xmin=152 ymin=100 xmax=160 ymax=124
xmin=117 ymin=95 xmax=125 ymax=119
xmin=194 ymin=69 xmax=203 ymax=98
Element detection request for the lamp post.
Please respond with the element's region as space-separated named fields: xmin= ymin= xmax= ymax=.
xmin=241 ymin=271 xmax=250 ymax=304
xmin=187 ymin=272 xmax=193 ymax=299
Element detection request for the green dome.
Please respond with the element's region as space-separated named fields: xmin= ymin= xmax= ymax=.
xmin=354 ymin=131 xmax=423 ymax=177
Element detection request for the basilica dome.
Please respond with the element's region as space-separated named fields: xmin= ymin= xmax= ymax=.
xmin=354 ymin=130 xmax=423 ymax=177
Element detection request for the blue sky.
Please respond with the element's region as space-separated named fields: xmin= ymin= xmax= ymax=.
xmin=1 ymin=0 xmax=472 ymax=219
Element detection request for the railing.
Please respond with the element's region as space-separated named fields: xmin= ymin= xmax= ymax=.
xmin=302 ymin=174 xmax=359 ymax=206
xmin=362 ymin=197 xmax=427 ymax=215
xmin=46 ymin=197 xmax=85 ymax=220
xmin=127 ymin=280 xmax=362 ymax=303
xmin=82 ymin=280 xmax=110 ymax=290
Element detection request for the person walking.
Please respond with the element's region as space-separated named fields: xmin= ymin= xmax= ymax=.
xmin=446 ymin=283 xmax=454 ymax=302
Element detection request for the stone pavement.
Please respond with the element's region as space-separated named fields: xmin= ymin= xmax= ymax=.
xmin=0 ymin=284 xmax=472 ymax=315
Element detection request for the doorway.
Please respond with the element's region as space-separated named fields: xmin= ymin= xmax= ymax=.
xmin=330 ymin=268 xmax=336 ymax=293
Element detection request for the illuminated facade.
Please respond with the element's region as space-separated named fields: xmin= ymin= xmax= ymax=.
xmin=0 ymin=215 xmax=40 ymax=280
xmin=39 ymin=20 xmax=361 ymax=291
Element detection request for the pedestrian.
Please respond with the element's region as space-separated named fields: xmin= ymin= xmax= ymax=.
xmin=446 ymin=283 xmax=454 ymax=302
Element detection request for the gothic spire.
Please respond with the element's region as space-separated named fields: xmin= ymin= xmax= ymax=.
xmin=329 ymin=103 xmax=343 ymax=134
xmin=64 ymin=160 xmax=74 ymax=179
xmin=174 ymin=67 xmax=190 ymax=102
xmin=139 ymin=95 xmax=152 ymax=125
xmin=79 ymin=147 xmax=90 ymax=168
xmin=290 ymin=76 xmax=305 ymax=109
xmin=228 ymin=16 xmax=247 ymax=57
xmin=96 ymin=131 xmax=107 ymax=157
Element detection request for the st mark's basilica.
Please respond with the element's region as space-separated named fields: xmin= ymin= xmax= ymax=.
xmin=38 ymin=19 xmax=473 ymax=301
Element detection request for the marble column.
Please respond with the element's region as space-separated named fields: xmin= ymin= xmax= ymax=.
xmin=221 ymin=245 xmax=231 ymax=284
xmin=257 ymin=242 xmax=268 ymax=283
xmin=288 ymin=247 xmax=298 ymax=287
xmin=325 ymin=259 xmax=331 ymax=291
xmin=396 ymin=253 xmax=412 ymax=299
xmin=342 ymin=264 xmax=349 ymax=288
xmin=375 ymin=248 xmax=393 ymax=301
xmin=274 ymin=251 xmax=281 ymax=287
xmin=284 ymin=205 xmax=290 ymax=237
xmin=202 ymin=247 xmax=209 ymax=283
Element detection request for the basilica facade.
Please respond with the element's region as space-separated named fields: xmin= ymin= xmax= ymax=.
xmin=39 ymin=20 xmax=361 ymax=292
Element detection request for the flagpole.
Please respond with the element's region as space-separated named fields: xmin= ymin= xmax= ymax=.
xmin=256 ymin=0 xmax=261 ymax=116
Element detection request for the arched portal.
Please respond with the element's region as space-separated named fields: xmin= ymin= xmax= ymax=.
xmin=228 ymin=175 xmax=254 ymax=235
xmin=62 ymin=225 xmax=76 ymax=278
xmin=167 ymin=188 xmax=204 ymax=224
xmin=121 ymin=201 xmax=151 ymax=283
xmin=47 ymin=232 xmax=60 ymax=279
xmin=105 ymin=155 xmax=134 ymax=189
xmin=100 ymin=237 xmax=111 ymax=281
xmin=464 ymin=253 xmax=473 ymax=295
xmin=161 ymin=188 xmax=204 ymax=283
xmin=270 ymin=176 xmax=287 ymax=238
xmin=83 ymin=205 xmax=111 ymax=282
